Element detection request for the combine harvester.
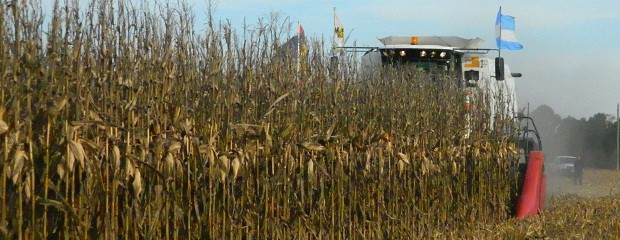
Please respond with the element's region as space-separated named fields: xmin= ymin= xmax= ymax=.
xmin=357 ymin=36 xmax=546 ymax=218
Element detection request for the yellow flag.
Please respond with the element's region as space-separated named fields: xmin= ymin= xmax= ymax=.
xmin=334 ymin=9 xmax=345 ymax=54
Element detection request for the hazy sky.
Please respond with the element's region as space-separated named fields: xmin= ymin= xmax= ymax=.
xmin=41 ymin=0 xmax=620 ymax=118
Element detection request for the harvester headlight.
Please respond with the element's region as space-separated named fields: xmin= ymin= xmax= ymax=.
xmin=399 ymin=50 xmax=406 ymax=56
xmin=431 ymin=51 xmax=436 ymax=57
xmin=440 ymin=52 xmax=446 ymax=58
xmin=420 ymin=51 xmax=427 ymax=57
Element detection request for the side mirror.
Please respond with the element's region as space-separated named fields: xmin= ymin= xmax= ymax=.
xmin=495 ymin=57 xmax=505 ymax=81
xmin=517 ymin=112 xmax=525 ymax=120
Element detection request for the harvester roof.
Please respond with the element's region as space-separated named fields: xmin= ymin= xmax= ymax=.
xmin=378 ymin=36 xmax=484 ymax=49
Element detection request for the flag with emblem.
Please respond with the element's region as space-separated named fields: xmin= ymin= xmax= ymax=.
xmin=333 ymin=8 xmax=345 ymax=55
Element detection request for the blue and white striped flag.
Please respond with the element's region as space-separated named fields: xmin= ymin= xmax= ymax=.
xmin=495 ymin=9 xmax=523 ymax=50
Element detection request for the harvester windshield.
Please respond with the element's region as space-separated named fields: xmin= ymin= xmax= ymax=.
xmin=362 ymin=36 xmax=483 ymax=74
xmin=378 ymin=47 xmax=460 ymax=72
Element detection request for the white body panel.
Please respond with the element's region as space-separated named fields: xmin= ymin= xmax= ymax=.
xmin=463 ymin=55 xmax=518 ymax=120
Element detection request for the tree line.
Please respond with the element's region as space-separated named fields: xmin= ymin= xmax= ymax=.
xmin=527 ymin=105 xmax=619 ymax=169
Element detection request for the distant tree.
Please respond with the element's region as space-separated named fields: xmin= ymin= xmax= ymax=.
xmin=605 ymin=118 xmax=619 ymax=163
xmin=530 ymin=105 xmax=561 ymax=127
xmin=584 ymin=113 xmax=616 ymax=168
xmin=556 ymin=116 xmax=586 ymax=158
xmin=523 ymin=105 xmax=617 ymax=169
xmin=528 ymin=105 xmax=562 ymax=158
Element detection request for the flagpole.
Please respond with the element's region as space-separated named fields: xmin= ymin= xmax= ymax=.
xmin=498 ymin=6 xmax=502 ymax=58
xmin=297 ymin=22 xmax=301 ymax=82
xmin=333 ymin=7 xmax=336 ymax=57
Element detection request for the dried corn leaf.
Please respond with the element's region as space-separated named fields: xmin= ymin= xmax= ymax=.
xmin=217 ymin=154 xmax=230 ymax=174
xmin=398 ymin=159 xmax=406 ymax=176
xmin=57 ymin=163 xmax=66 ymax=180
xmin=299 ymin=141 xmax=326 ymax=151
xmin=230 ymin=123 xmax=262 ymax=139
xmin=132 ymin=168 xmax=142 ymax=198
xmin=113 ymin=145 xmax=121 ymax=172
xmin=307 ymin=159 xmax=315 ymax=179
xmin=24 ymin=175 xmax=32 ymax=200
xmin=218 ymin=168 xmax=227 ymax=184
xmin=167 ymin=141 xmax=182 ymax=153
xmin=174 ymin=158 xmax=183 ymax=177
xmin=78 ymin=138 xmax=100 ymax=155
xmin=125 ymin=155 xmax=135 ymax=178
xmin=263 ymin=92 xmax=290 ymax=118
xmin=396 ymin=152 xmax=410 ymax=165
xmin=164 ymin=152 xmax=175 ymax=176
xmin=69 ymin=140 xmax=86 ymax=169
xmin=11 ymin=150 xmax=27 ymax=184
xmin=231 ymin=157 xmax=241 ymax=180
xmin=0 ymin=120 xmax=8 ymax=135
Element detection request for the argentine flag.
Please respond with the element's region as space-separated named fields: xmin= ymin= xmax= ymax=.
xmin=495 ymin=9 xmax=523 ymax=50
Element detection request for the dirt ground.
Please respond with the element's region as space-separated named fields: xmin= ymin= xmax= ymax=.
xmin=460 ymin=168 xmax=620 ymax=239
xmin=546 ymin=168 xmax=620 ymax=199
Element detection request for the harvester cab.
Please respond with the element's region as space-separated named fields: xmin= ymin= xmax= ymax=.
xmin=361 ymin=36 xmax=520 ymax=123
xmin=362 ymin=36 xmax=517 ymax=79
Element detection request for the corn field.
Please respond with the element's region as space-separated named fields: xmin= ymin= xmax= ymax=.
xmin=0 ymin=1 xmax=522 ymax=239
